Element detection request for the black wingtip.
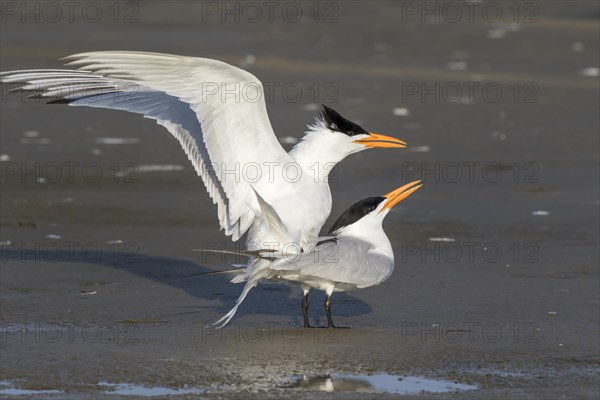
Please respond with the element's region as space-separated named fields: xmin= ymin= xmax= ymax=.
xmin=47 ymin=98 xmax=73 ymax=104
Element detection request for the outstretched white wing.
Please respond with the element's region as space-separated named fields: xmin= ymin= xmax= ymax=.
xmin=0 ymin=51 xmax=294 ymax=241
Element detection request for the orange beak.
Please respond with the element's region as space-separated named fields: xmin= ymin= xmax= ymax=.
xmin=380 ymin=180 xmax=422 ymax=213
xmin=353 ymin=132 xmax=407 ymax=148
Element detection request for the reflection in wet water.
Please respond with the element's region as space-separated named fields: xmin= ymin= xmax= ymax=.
xmin=286 ymin=373 xmax=477 ymax=394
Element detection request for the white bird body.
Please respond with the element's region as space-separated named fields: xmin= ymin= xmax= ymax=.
xmin=272 ymin=238 xmax=394 ymax=292
xmin=213 ymin=180 xmax=422 ymax=328
xmin=0 ymin=51 xmax=406 ymax=253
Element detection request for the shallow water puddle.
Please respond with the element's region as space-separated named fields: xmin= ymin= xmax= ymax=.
xmin=285 ymin=373 xmax=477 ymax=394
xmin=0 ymin=381 xmax=204 ymax=397
xmin=99 ymin=382 xmax=205 ymax=396
xmin=0 ymin=381 xmax=62 ymax=396
xmin=2 ymin=375 xmax=476 ymax=396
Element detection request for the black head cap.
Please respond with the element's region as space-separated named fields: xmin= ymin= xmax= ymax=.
xmin=321 ymin=105 xmax=369 ymax=137
xmin=328 ymin=196 xmax=386 ymax=235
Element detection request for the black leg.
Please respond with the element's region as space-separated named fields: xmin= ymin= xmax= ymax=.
xmin=325 ymin=295 xmax=335 ymax=328
xmin=302 ymin=292 xmax=311 ymax=328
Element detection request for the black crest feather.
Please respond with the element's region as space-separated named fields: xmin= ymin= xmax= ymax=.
xmin=321 ymin=105 xmax=369 ymax=137
xmin=328 ymin=197 xmax=386 ymax=235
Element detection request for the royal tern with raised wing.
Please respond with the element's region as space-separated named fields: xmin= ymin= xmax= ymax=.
xmin=210 ymin=180 xmax=422 ymax=328
xmin=0 ymin=51 xmax=406 ymax=253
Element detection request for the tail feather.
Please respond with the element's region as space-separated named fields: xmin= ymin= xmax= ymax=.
xmin=213 ymin=282 xmax=255 ymax=328
xmin=214 ymin=258 xmax=272 ymax=328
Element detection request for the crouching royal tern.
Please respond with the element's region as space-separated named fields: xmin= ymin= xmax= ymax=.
xmin=209 ymin=180 xmax=423 ymax=328
xmin=0 ymin=51 xmax=406 ymax=253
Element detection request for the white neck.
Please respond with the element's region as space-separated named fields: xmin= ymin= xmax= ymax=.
xmin=289 ymin=123 xmax=360 ymax=183
xmin=337 ymin=215 xmax=394 ymax=260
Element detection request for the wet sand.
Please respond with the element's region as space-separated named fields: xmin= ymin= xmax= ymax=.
xmin=1 ymin=1 xmax=599 ymax=398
